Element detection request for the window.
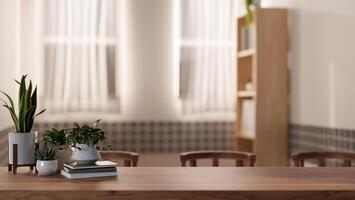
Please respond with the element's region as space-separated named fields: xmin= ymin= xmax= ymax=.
xmin=42 ymin=0 xmax=119 ymax=113
xmin=178 ymin=0 xmax=237 ymax=113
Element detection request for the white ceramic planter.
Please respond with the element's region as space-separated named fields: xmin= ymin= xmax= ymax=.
xmin=36 ymin=160 xmax=58 ymax=176
xmin=8 ymin=132 xmax=37 ymax=165
xmin=71 ymin=144 xmax=101 ymax=165
xmin=245 ymin=82 xmax=253 ymax=91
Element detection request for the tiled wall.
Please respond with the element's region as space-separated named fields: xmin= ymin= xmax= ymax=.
xmin=0 ymin=121 xmax=236 ymax=166
xmin=290 ymin=124 xmax=355 ymax=154
xmin=0 ymin=126 xmax=12 ymax=166
xmin=2 ymin=122 xmax=355 ymax=166
xmin=289 ymin=124 xmax=355 ymax=166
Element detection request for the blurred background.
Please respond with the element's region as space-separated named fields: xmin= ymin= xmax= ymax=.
xmin=0 ymin=0 xmax=355 ymax=166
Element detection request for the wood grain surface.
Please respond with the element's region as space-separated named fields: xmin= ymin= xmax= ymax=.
xmin=1 ymin=167 xmax=355 ymax=200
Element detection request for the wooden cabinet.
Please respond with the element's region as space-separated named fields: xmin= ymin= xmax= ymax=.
xmin=236 ymin=7 xmax=289 ymax=166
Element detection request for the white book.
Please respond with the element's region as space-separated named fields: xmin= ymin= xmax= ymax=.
xmin=241 ymin=99 xmax=255 ymax=136
xmin=64 ymin=161 xmax=117 ymax=170
xmin=61 ymin=170 xmax=118 ymax=179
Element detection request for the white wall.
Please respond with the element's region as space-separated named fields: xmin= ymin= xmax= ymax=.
xmin=20 ymin=0 xmax=40 ymax=81
xmin=0 ymin=0 xmax=17 ymax=130
xmin=0 ymin=0 xmax=41 ymax=130
xmin=5 ymin=0 xmax=355 ymax=128
xmin=261 ymin=0 xmax=355 ymax=129
xmin=121 ymin=0 xmax=179 ymax=120
xmin=33 ymin=0 xmax=235 ymax=123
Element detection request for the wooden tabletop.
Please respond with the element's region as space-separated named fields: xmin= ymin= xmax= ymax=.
xmin=1 ymin=167 xmax=355 ymax=200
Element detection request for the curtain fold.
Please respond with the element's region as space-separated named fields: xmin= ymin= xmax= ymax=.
xmin=180 ymin=0 xmax=236 ymax=113
xmin=43 ymin=0 xmax=119 ymax=113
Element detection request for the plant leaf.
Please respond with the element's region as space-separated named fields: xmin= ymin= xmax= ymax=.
xmin=18 ymin=93 xmax=26 ymax=132
xmin=26 ymin=81 xmax=32 ymax=111
xmin=34 ymin=109 xmax=46 ymax=118
xmin=3 ymin=104 xmax=19 ymax=132
xmin=0 ymin=91 xmax=15 ymax=112
xmin=2 ymin=75 xmax=45 ymax=133
xmin=91 ymin=119 xmax=101 ymax=128
xmin=244 ymin=0 xmax=253 ymax=25
xmin=18 ymin=75 xmax=27 ymax=109
xmin=31 ymin=86 xmax=37 ymax=108
xmin=24 ymin=106 xmax=36 ymax=132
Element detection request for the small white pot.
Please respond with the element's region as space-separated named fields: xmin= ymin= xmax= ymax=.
xmin=245 ymin=82 xmax=254 ymax=91
xmin=71 ymin=144 xmax=101 ymax=165
xmin=8 ymin=132 xmax=37 ymax=165
xmin=36 ymin=160 xmax=58 ymax=176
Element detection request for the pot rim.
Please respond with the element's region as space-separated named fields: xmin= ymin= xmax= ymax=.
xmin=76 ymin=143 xmax=96 ymax=146
xmin=9 ymin=131 xmax=38 ymax=134
xmin=37 ymin=159 xmax=57 ymax=162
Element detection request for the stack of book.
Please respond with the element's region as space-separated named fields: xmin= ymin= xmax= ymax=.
xmin=61 ymin=161 xmax=118 ymax=179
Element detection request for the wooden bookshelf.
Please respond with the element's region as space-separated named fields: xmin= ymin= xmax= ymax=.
xmin=235 ymin=7 xmax=288 ymax=166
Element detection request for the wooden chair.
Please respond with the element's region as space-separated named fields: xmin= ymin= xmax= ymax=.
xmin=292 ymin=152 xmax=355 ymax=167
xmin=180 ymin=151 xmax=256 ymax=167
xmin=99 ymin=151 xmax=139 ymax=167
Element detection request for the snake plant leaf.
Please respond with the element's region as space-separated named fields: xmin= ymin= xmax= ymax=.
xmin=34 ymin=109 xmax=46 ymax=118
xmin=0 ymin=91 xmax=15 ymax=112
xmin=24 ymin=106 xmax=36 ymax=132
xmin=30 ymin=109 xmax=46 ymax=130
xmin=31 ymin=86 xmax=37 ymax=108
xmin=1 ymin=75 xmax=45 ymax=133
xmin=2 ymin=104 xmax=19 ymax=132
xmin=18 ymin=94 xmax=26 ymax=132
xmin=0 ymin=98 xmax=19 ymax=131
xmin=18 ymin=75 xmax=27 ymax=110
xmin=25 ymin=81 xmax=33 ymax=112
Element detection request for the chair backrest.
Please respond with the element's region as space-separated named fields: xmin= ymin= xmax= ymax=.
xmin=180 ymin=151 xmax=256 ymax=167
xmin=292 ymin=152 xmax=355 ymax=167
xmin=99 ymin=151 xmax=139 ymax=167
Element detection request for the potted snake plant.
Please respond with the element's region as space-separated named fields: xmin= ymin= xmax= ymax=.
xmin=43 ymin=128 xmax=71 ymax=169
xmin=0 ymin=75 xmax=46 ymax=166
xmin=66 ymin=120 xmax=105 ymax=164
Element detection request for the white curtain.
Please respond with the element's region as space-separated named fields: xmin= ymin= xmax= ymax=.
xmin=43 ymin=0 xmax=119 ymax=112
xmin=179 ymin=0 xmax=237 ymax=113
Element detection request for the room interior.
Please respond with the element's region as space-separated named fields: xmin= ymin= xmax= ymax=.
xmin=0 ymin=0 xmax=355 ymax=199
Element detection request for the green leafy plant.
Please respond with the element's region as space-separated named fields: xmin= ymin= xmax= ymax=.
xmin=66 ymin=119 xmax=105 ymax=149
xmin=245 ymin=0 xmax=253 ymax=25
xmin=35 ymin=145 xmax=57 ymax=161
xmin=43 ymin=128 xmax=68 ymax=146
xmin=0 ymin=75 xmax=46 ymax=133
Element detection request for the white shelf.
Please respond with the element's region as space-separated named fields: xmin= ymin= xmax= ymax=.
xmin=237 ymin=90 xmax=255 ymax=98
xmin=237 ymin=49 xmax=255 ymax=58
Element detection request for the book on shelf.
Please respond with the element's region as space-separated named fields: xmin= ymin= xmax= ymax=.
xmin=241 ymin=99 xmax=255 ymax=137
xmin=240 ymin=25 xmax=254 ymax=51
